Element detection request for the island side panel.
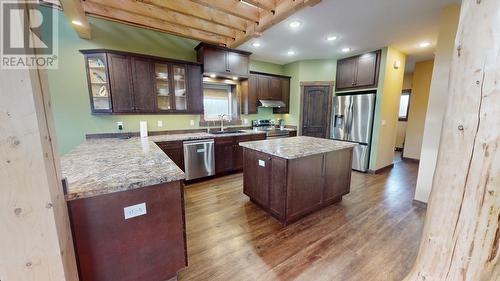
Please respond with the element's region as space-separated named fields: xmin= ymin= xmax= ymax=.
xmin=323 ymin=148 xmax=353 ymax=203
xmin=286 ymin=154 xmax=325 ymax=224
xmin=67 ymin=181 xmax=187 ymax=281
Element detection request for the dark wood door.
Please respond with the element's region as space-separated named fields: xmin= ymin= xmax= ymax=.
xmin=355 ymin=52 xmax=378 ymax=87
xmin=247 ymin=74 xmax=258 ymax=113
xmin=131 ymin=57 xmax=155 ymax=112
xmin=202 ymin=47 xmax=227 ymax=74
xmin=227 ymin=52 xmax=249 ymax=75
xmin=257 ymin=75 xmax=270 ymax=100
xmin=108 ymin=53 xmax=134 ymax=113
xmin=301 ymin=86 xmax=331 ymax=138
xmin=335 ymin=58 xmax=357 ymax=90
xmin=215 ymin=137 xmax=234 ymax=174
xmin=269 ymin=77 xmax=282 ymax=100
xmin=186 ymin=64 xmax=203 ymax=114
xmin=274 ymin=77 xmax=290 ymax=114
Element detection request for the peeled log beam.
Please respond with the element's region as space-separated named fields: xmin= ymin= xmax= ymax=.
xmin=404 ymin=0 xmax=500 ymax=280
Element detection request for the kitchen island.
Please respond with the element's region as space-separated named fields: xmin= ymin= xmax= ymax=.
xmin=60 ymin=130 xmax=269 ymax=281
xmin=240 ymin=136 xmax=356 ymax=225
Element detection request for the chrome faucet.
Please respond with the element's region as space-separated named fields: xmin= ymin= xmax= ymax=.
xmin=218 ymin=114 xmax=228 ymax=132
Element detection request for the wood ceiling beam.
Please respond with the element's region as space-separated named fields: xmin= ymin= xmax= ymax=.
xmin=83 ymin=2 xmax=231 ymax=45
xmin=138 ymin=0 xmax=249 ymax=32
xmin=189 ymin=0 xmax=261 ymax=22
xmin=60 ymin=0 xmax=91 ymax=39
xmin=230 ymin=0 xmax=321 ymax=48
xmin=239 ymin=0 xmax=276 ymax=12
xmin=86 ymin=0 xmax=242 ymax=39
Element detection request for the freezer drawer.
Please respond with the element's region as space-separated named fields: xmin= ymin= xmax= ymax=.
xmin=183 ymin=139 xmax=215 ymax=180
xmin=352 ymin=143 xmax=370 ymax=172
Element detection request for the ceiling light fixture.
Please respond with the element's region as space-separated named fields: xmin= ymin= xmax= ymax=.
xmin=232 ymin=76 xmax=239 ymax=80
xmin=419 ymin=41 xmax=431 ymax=48
xmin=289 ymin=21 xmax=301 ymax=28
xmin=327 ymin=36 xmax=337 ymax=41
xmin=240 ymin=0 xmax=258 ymax=8
xmin=341 ymin=47 xmax=351 ymax=53
xmin=209 ymin=74 xmax=216 ymax=78
xmin=287 ymin=50 xmax=296 ymax=56
xmin=72 ymin=20 xmax=83 ymax=26
xmin=252 ymin=42 xmax=261 ymax=47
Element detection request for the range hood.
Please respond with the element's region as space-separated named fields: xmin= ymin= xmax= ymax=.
xmin=258 ymin=99 xmax=286 ymax=108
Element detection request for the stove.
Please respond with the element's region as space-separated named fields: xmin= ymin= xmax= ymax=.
xmin=252 ymin=119 xmax=289 ymax=138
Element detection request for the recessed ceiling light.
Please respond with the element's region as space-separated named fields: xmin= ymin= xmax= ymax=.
xmin=72 ymin=20 xmax=83 ymax=26
xmin=209 ymin=74 xmax=216 ymax=78
xmin=252 ymin=42 xmax=261 ymax=47
xmin=289 ymin=21 xmax=301 ymax=28
xmin=232 ymin=76 xmax=238 ymax=80
xmin=341 ymin=47 xmax=351 ymax=53
xmin=419 ymin=41 xmax=431 ymax=48
xmin=327 ymin=36 xmax=337 ymax=41
xmin=287 ymin=50 xmax=295 ymax=55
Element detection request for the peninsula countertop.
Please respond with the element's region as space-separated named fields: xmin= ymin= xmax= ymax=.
xmin=239 ymin=136 xmax=356 ymax=159
xmin=61 ymin=130 xmax=267 ymax=201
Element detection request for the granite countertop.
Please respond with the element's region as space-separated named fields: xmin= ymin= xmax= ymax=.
xmin=61 ymin=130 xmax=267 ymax=201
xmin=239 ymin=136 xmax=356 ymax=159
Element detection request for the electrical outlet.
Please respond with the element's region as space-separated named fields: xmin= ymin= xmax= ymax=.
xmin=157 ymin=120 xmax=163 ymax=128
xmin=190 ymin=120 xmax=195 ymax=126
xmin=123 ymin=203 xmax=147 ymax=219
xmin=258 ymin=159 xmax=266 ymax=167
xmin=243 ymin=118 xmax=248 ymax=125
xmin=117 ymin=121 xmax=124 ymax=131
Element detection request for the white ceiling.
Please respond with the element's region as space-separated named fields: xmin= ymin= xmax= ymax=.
xmin=239 ymin=0 xmax=461 ymax=72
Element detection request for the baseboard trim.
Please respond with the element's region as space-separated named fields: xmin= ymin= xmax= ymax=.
xmin=367 ymin=163 xmax=394 ymax=174
xmin=412 ymin=199 xmax=428 ymax=209
xmin=402 ymin=157 xmax=420 ymax=163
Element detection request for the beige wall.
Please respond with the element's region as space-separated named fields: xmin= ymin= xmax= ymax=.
xmin=403 ymin=60 xmax=434 ymax=159
xmin=402 ymin=72 xmax=414 ymax=90
xmin=415 ymin=4 xmax=460 ymax=203
xmin=395 ymin=72 xmax=414 ymax=149
xmin=370 ymin=47 xmax=406 ymax=170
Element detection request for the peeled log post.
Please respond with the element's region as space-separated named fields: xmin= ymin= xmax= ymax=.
xmin=404 ymin=0 xmax=499 ymax=280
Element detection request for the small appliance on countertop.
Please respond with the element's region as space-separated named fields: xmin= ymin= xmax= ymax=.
xmin=251 ymin=119 xmax=291 ymax=139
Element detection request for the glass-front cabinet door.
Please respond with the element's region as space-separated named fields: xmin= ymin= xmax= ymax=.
xmin=85 ymin=54 xmax=112 ymax=113
xmin=172 ymin=65 xmax=187 ymax=111
xmin=155 ymin=62 xmax=171 ymax=111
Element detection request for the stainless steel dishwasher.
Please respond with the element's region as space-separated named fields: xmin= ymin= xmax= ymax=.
xmin=183 ymin=139 xmax=215 ymax=180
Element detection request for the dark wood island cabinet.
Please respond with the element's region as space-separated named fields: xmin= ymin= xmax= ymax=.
xmin=240 ymin=136 xmax=355 ymax=225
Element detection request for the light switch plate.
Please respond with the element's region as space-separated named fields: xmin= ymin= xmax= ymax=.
xmin=123 ymin=203 xmax=147 ymax=219
xmin=157 ymin=120 xmax=163 ymax=128
xmin=190 ymin=120 xmax=195 ymax=126
xmin=258 ymin=159 xmax=265 ymax=167
xmin=243 ymin=119 xmax=248 ymax=125
xmin=381 ymin=119 xmax=387 ymax=126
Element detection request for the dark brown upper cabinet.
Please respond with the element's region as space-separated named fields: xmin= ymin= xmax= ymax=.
xmin=81 ymin=49 xmax=203 ymax=115
xmin=195 ymin=43 xmax=251 ymax=78
xmin=335 ymin=50 xmax=381 ymax=92
xmin=241 ymin=72 xmax=291 ymax=114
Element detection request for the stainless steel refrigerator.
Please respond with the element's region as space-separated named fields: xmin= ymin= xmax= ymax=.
xmin=331 ymin=93 xmax=376 ymax=172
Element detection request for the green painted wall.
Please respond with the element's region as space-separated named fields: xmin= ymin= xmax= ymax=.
xmin=249 ymin=60 xmax=285 ymax=75
xmin=42 ymin=7 xmax=283 ymax=155
xmin=282 ymin=59 xmax=337 ymax=126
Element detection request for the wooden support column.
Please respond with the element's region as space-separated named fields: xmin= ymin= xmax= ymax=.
xmin=404 ymin=0 xmax=499 ymax=280
xmin=0 ymin=3 xmax=78 ymax=281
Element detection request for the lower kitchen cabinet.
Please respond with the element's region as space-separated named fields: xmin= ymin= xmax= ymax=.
xmin=68 ymin=180 xmax=187 ymax=281
xmin=215 ymin=134 xmax=266 ymax=174
xmin=156 ymin=141 xmax=184 ymax=172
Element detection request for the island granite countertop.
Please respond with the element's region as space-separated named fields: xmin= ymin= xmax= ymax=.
xmin=61 ymin=130 xmax=266 ymax=201
xmin=239 ymin=136 xmax=356 ymax=159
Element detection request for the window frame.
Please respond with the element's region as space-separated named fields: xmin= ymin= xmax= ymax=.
xmin=398 ymin=89 xmax=411 ymax=121
xmin=199 ymin=79 xmax=242 ymax=127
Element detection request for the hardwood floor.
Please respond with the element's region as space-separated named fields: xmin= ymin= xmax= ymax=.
xmin=179 ymin=161 xmax=425 ymax=281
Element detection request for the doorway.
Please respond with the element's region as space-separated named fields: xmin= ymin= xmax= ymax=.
xmin=299 ymin=82 xmax=334 ymax=138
